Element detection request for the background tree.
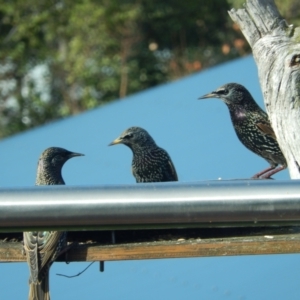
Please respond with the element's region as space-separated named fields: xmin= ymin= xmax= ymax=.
xmin=0 ymin=0 xmax=264 ymax=137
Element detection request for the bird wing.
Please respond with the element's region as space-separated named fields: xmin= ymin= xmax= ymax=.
xmin=23 ymin=232 xmax=39 ymax=283
xmin=23 ymin=231 xmax=64 ymax=282
xmin=39 ymin=231 xmax=64 ymax=270
xmin=167 ymin=159 xmax=178 ymax=181
xmin=256 ymin=122 xmax=277 ymax=140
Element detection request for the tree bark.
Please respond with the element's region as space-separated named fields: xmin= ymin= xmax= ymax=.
xmin=228 ymin=0 xmax=300 ymax=179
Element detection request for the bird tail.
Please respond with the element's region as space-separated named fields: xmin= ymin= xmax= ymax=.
xmin=28 ymin=275 xmax=50 ymax=300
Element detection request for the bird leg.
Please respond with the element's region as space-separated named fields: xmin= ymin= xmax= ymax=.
xmin=251 ymin=166 xmax=276 ymax=179
xmin=261 ymin=165 xmax=286 ymax=179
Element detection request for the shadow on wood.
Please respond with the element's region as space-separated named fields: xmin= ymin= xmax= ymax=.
xmin=1 ymin=227 xmax=300 ymax=262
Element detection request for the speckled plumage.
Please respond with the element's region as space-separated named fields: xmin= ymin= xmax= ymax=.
xmin=109 ymin=127 xmax=178 ymax=182
xmin=199 ymin=83 xmax=286 ymax=178
xmin=23 ymin=147 xmax=83 ymax=300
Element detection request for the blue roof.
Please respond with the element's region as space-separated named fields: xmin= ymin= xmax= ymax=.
xmin=0 ymin=56 xmax=295 ymax=300
xmin=0 ymin=55 xmax=288 ymax=187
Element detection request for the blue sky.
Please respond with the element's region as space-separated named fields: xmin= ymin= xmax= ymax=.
xmin=0 ymin=56 xmax=298 ymax=299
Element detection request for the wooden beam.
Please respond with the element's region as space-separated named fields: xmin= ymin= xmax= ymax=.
xmin=2 ymin=233 xmax=300 ymax=262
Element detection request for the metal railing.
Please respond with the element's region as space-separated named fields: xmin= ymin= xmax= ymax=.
xmin=1 ymin=180 xmax=300 ymax=232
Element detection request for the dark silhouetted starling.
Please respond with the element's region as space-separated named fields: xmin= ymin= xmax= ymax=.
xmin=109 ymin=126 xmax=178 ymax=182
xmin=23 ymin=147 xmax=84 ymax=300
xmin=199 ymin=83 xmax=287 ymax=178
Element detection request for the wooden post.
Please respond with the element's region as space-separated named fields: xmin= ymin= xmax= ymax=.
xmin=229 ymin=0 xmax=300 ymax=178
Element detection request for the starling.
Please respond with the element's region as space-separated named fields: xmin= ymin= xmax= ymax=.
xmin=23 ymin=147 xmax=84 ymax=300
xmin=199 ymin=83 xmax=286 ymax=178
xmin=109 ymin=126 xmax=178 ymax=182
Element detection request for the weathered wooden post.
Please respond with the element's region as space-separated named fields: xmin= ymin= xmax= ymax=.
xmin=229 ymin=0 xmax=300 ymax=178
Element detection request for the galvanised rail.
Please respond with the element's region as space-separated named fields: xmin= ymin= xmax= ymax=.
xmin=0 ymin=180 xmax=300 ymax=232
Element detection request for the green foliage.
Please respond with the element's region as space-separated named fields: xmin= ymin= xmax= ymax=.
xmin=275 ymin=0 xmax=300 ymax=26
xmin=0 ymin=0 xmax=252 ymax=138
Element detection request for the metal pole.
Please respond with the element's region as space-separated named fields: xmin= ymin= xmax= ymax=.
xmin=1 ymin=180 xmax=300 ymax=232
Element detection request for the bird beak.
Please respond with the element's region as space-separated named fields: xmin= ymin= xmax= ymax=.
xmin=198 ymin=92 xmax=217 ymax=100
xmin=108 ymin=136 xmax=122 ymax=146
xmin=69 ymin=152 xmax=85 ymax=158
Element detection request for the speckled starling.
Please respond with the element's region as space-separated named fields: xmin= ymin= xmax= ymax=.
xmin=109 ymin=126 xmax=178 ymax=182
xmin=199 ymin=83 xmax=287 ymax=178
xmin=23 ymin=147 xmax=84 ymax=300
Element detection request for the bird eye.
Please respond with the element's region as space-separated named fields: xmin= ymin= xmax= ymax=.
xmin=51 ymin=155 xmax=63 ymax=164
xmin=57 ymin=154 xmax=64 ymax=160
xmin=123 ymin=133 xmax=133 ymax=139
xmin=217 ymin=88 xmax=229 ymax=95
